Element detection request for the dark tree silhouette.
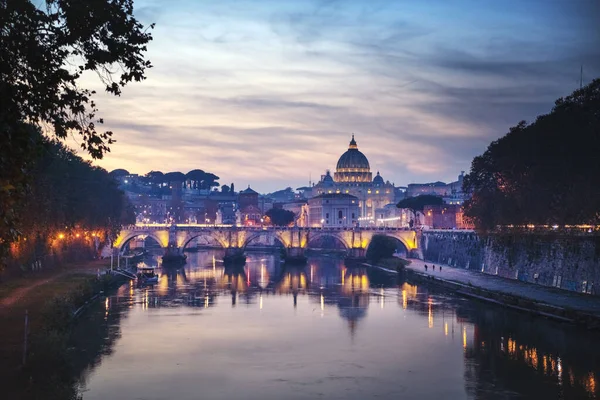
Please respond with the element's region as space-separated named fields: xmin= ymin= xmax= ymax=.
xmin=109 ymin=169 xmax=130 ymax=178
xmin=265 ymin=208 xmax=295 ymax=226
xmin=1 ymin=0 xmax=153 ymax=257
xmin=464 ymin=78 xmax=600 ymax=231
xmin=396 ymin=195 xmax=444 ymax=225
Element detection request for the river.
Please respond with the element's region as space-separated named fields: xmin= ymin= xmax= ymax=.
xmin=70 ymin=250 xmax=599 ymax=399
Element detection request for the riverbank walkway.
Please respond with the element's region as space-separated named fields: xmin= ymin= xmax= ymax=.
xmin=405 ymin=259 xmax=600 ymax=319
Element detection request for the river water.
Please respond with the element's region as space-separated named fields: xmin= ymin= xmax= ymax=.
xmin=71 ymin=250 xmax=599 ymax=399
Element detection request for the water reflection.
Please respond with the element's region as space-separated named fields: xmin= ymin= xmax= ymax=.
xmin=70 ymin=250 xmax=600 ymax=400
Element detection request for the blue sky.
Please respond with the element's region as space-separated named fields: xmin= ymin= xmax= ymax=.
xmin=79 ymin=0 xmax=600 ymax=192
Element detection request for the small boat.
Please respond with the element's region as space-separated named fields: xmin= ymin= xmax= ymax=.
xmin=137 ymin=267 xmax=159 ymax=284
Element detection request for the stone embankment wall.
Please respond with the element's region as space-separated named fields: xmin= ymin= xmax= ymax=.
xmin=421 ymin=230 xmax=600 ymax=296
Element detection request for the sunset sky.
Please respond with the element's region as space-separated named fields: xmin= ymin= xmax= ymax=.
xmin=77 ymin=0 xmax=599 ymax=192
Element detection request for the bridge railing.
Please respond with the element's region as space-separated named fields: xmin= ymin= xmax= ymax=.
xmin=127 ymin=223 xmax=417 ymax=232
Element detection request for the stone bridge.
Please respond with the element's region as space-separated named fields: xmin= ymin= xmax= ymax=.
xmin=114 ymin=224 xmax=420 ymax=260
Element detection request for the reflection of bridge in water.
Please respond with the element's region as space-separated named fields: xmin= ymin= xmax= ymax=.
xmin=114 ymin=224 xmax=420 ymax=261
xmin=131 ymin=252 xmax=390 ymax=334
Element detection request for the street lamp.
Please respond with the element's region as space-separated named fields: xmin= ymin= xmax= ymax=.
xmin=320 ymin=218 xmax=325 ymax=227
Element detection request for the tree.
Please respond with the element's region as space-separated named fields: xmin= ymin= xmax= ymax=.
xmin=109 ymin=169 xmax=130 ymax=178
xmin=464 ymin=78 xmax=600 ymax=231
xmin=1 ymin=0 xmax=153 ymax=158
xmin=366 ymin=235 xmax=398 ymax=262
xmin=1 ymin=0 xmax=153 ymax=258
xmin=221 ymin=184 xmax=230 ymax=193
xmin=265 ymin=208 xmax=295 ymax=226
xmin=396 ymin=195 xmax=444 ymax=226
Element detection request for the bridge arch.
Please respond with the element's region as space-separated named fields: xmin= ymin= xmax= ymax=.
xmin=180 ymin=231 xmax=228 ymax=250
xmin=364 ymin=234 xmax=410 ymax=257
xmin=115 ymin=232 xmax=167 ymax=251
xmin=242 ymin=231 xmax=286 ymax=249
xmin=306 ymin=231 xmax=350 ymax=250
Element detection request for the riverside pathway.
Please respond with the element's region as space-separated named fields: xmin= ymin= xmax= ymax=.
xmin=405 ymin=259 xmax=600 ymax=318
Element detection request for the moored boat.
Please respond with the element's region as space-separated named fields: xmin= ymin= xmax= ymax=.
xmin=137 ymin=266 xmax=159 ymax=284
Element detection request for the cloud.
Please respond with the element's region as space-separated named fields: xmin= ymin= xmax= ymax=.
xmin=68 ymin=0 xmax=600 ymax=192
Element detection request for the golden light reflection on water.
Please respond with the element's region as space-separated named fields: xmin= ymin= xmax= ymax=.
xmin=445 ymin=322 xmax=448 ymax=336
xmin=463 ymin=327 xmax=467 ymax=349
xmin=428 ymin=297 xmax=433 ymax=328
xmin=586 ymin=372 xmax=596 ymax=397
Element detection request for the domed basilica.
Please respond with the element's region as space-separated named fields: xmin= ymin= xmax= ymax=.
xmin=309 ymin=135 xmax=396 ymax=221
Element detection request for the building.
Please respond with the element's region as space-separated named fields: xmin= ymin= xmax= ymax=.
xmin=406 ymin=172 xmax=466 ymax=204
xmin=239 ymin=186 xmax=259 ymax=210
xmin=282 ymin=200 xmax=309 ymax=227
xmin=239 ymin=204 xmax=263 ymax=226
xmin=423 ymin=204 xmax=474 ymax=229
xmin=308 ymin=136 xmax=396 ymax=223
xmin=308 ymin=193 xmax=359 ymax=227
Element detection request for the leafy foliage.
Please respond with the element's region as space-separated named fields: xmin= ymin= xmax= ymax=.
xmin=1 ymin=0 xmax=153 ymax=157
xmin=1 ymin=0 xmax=152 ymax=266
xmin=396 ymin=195 xmax=444 ymax=212
xmin=463 ymin=79 xmax=600 ymax=231
xmin=265 ymin=208 xmax=295 ymax=226
xmin=3 ymin=129 xmax=133 ymax=270
xmin=396 ymin=195 xmax=444 ymax=226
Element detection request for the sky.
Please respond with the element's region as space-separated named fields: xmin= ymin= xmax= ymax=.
xmin=75 ymin=0 xmax=600 ymax=193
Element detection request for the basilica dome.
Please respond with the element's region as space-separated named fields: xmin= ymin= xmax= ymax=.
xmin=373 ymin=171 xmax=384 ymax=185
xmin=334 ymin=135 xmax=372 ymax=183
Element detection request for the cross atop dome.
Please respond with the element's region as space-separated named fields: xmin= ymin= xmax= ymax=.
xmin=349 ymin=134 xmax=358 ymax=149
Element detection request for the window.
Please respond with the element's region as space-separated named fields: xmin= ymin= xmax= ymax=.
xmin=352 ymin=213 xmax=355 ymax=219
xmin=338 ymin=210 xmax=343 ymax=219
xmin=326 ymin=213 xmax=329 ymax=219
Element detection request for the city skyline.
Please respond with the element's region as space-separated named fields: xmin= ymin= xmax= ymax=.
xmin=71 ymin=0 xmax=599 ymax=192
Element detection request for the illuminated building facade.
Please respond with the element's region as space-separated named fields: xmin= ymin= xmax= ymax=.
xmin=309 ymin=135 xmax=396 ymax=223
xmin=308 ymin=193 xmax=359 ymax=227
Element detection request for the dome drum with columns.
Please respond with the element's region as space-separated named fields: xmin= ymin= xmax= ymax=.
xmin=309 ymin=135 xmax=396 ymax=222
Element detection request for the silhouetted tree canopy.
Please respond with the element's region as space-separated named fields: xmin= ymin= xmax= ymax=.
xmin=463 ymin=78 xmax=600 ymax=231
xmin=164 ymin=172 xmax=185 ymax=183
xmin=109 ymin=169 xmax=130 ymax=178
xmin=265 ymin=208 xmax=295 ymax=226
xmin=2 ymin=129 xmax=133 ymax=270
xmin=397 ymin=195 xmax=444 ymax=213
xmin=1 ymin=0 xmax=152 ymax=261
xmin=1 ymin=0 xmax=153 ymax=158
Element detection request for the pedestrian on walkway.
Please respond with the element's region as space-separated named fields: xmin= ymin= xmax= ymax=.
xmin=432 ymin=265 xmax=435 ymax=271
xmin=439 ymin=266 xmax=442 ymax=272
xmin=424 ymin=264 xmax=428 ymax=271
